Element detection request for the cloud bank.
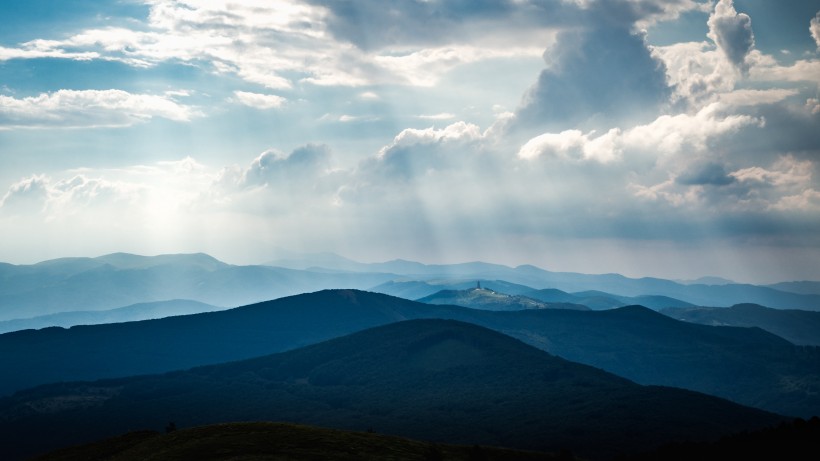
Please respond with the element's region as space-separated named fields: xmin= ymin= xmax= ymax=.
xmin=1 ymin=0 xmax=819 ymax=283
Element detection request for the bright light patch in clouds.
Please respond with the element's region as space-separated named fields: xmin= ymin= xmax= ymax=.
xmin=1 ymin=0 xmax=819 ymax=283
xmin=417 ymin=113 xmax=456 ymax=120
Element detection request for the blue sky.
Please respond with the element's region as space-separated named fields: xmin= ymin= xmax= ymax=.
xmin=1 ymin=0 xmax=819 ymax=283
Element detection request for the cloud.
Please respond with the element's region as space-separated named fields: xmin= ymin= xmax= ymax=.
xmin=676 ymin=162 xmax=735 ymax=186
xmin=725 ymin=155 xmax=818 ymax=213
xmin=380 ymin=122 xmax=484 ymax=152
xmin=358 ymin=91 xmax=380 ymax=100
xmin=318 ymin=114 xmax=380 ymax=123
xmin=307 ymin=0 xmax=542 ymax=51
xmin=0 ymin=174 xmax=141 ymax=218
xmin=717 ymin=88 xmax=799 ymax=106
xmin=807 ymin=98 xmax=820 ymax=115
xmin=632 ymin=154 xmax=818 ymax=216
xmin=774 ymin=189 xmax=820 ymax=212
xmin=201 ymin=144 xmax=345 ymax=215
xmin=416 ymin=113 xmax=456 ymax=121
xmin=655 ymin=6 xmax=818 ymax=111
xmin=311 ymin=0 xmax=708 ymax=50
xmin=0 ymin=175 xmax=49 ymax=214
xmin=240 ymin=144 xmax=333 ymax=188
xmin=337 ymin=121 xmax=491 ymax=207
xmin=0 ymin=43 xmax=99 ymax=61
xmin=371 ymin=44 xmax=546 ymax=87
xmin=707 ymin=0 xmax=755 ymax=74
xmin=0 ymin=0 xmax=552 ymax=91
xmin=233 ymin=91 xmax=286 ymax=109
xmin=0 ymin=89 xmax=198 ymax=128
xmin=338 ymin=114 xmax=378 ymax=123
xmin=2 ymin=0 xmax=818 ymax=282
xmin=515 ymin=23 xmax=671 ymax=130
xmin=336 ymin=102 xmax=775 ymax=245
xmin=812 ymin=11 xmax=820 ymax=49
xmin=750 ymin=57 xmax=820 ymax=84
xmin=563 ymin=0 xmax=712 ymax=23
xmin=518 ymin=129 xmax=622 ymax=163
xmin=47 ymin=175 xmax=141 ymax=214
xmin=653 ymin=41 xmax=735 ymax=108
xmin=730 ymin=155 xmax=812 ymax=189
xmin=518 ymin=102 xmax=761 ymax=163
xmin=0 ymin=3 xmax=336 ymax=89
xmin=0 ymin=0 xmax=719 ymax=97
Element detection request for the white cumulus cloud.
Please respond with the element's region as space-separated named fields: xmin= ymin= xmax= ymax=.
xmin=518 ymin=103 xmax=761 ymax=163
xmin=233 ymin=91 xmax=286 ymax=109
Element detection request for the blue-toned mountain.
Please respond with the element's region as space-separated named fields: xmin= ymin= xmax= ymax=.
xmin=0 ymin=319 xmax=785 ymax=461
xmin=1 ymin=290 xmax=818 ymax=418
xmin=662 ymin=303 xmax=820 ymax=346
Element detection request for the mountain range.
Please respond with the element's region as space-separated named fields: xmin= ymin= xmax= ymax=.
xmin=2 ymin=250 xmax=820 ymax=460
xmin=263 ymin=251 xmax=820 ymax=308
xmin=2 ymin=253 xmax=819 ymax=326
xmin=2 ymin=289 xmax=818 ymax=418
xmin=0 ymin=253 xmax=395 ymax=320
xmin=0 ymin=319 xmax=785 ymax=461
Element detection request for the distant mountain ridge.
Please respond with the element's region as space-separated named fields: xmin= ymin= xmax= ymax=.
xmin=524 ymin=288 xmax=693 ymax=310
xmin=0 ymin=253 xmax=397 ymax=321
xmin=0 ymin=299 xmax=222 ymax=334
xmin=0 ymin=319 xmax=786 ymax=461
xmin=2 ymin=253 xmax=819 ymax=325
xmin=766 ymin=281 xmax=820 ymax=295
xmin=356 ymin=261 xmax=820 ymax=310
xmin=662 ymin=303 xmax=820 ymax=346
xmin=265 ymin=251 xmax=820 ymax=309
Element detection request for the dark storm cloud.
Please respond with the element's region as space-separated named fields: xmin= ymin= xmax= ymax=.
xmin=676 ymin=162 xmax=736 ymax=186
xmin=707 ymin=0 xmax=755 ymax=74
xmin=708 ymin=103 xmax=820 ymax=163
xmin=307 ymin=0 xmax=706 ymax=51
xmin=305 ymin=0 xmax=563 ymax=50
xmin=514 ymin=23 xmax=671 ymax=130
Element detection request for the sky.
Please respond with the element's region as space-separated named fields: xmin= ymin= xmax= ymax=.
xmin=1 ymin=0 xmax=819 ymax=284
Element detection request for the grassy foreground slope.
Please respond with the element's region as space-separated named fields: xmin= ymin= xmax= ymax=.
xmin=34 ymin=422 xmax=568 ymax=461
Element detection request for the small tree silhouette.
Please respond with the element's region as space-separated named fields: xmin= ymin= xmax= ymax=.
xmin=165 ymin=421 xmax=177 ymax=433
